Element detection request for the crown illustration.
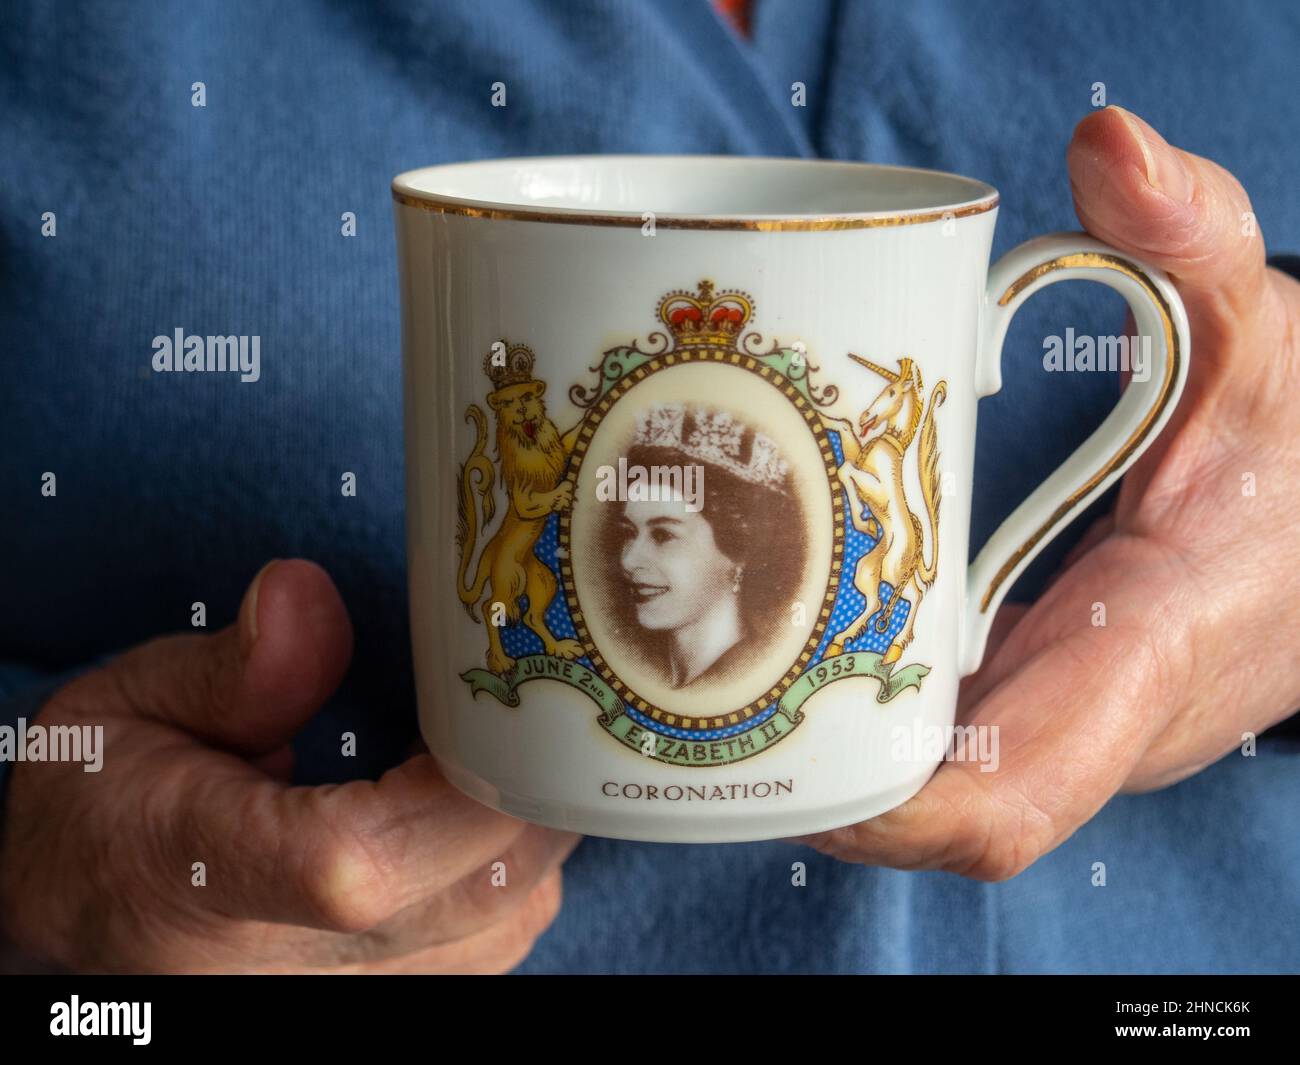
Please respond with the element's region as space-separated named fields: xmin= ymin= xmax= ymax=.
xmin=657 ymin=280 xmax=754 ymax=351
xmin=484 ymin=341 xmax=537 ymax=391
xmin=632 ymin=404 xmax=788 ymax=489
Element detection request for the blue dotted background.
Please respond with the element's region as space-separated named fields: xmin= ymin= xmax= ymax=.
xmin=500 ymin=434 xmax=910 ymax=739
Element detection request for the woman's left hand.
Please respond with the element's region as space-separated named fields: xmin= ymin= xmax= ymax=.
xmin=796 ymin=106 xmax=1300 ymax=879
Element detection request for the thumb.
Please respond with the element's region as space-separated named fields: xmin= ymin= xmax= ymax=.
xmin=108 ymin=559 xmax=353 ymax=755
xmin=1067 ymin=106 xmax=1271 ymax=331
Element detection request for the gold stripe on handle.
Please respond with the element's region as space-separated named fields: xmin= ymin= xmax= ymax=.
xmin=979 ymin=252 xmax=1181 ymax=612
xmin=392 ymin=190 xmax=998 ymax=231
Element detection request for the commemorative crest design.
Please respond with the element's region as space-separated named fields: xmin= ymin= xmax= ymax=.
xmin=455 ymin=281 xmax=947 ymax=766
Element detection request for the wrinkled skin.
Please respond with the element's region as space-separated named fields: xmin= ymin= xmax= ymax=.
xmin=798 ymin=107 xmax=1300 ymax=880
xmin=0 ymin=560 xmax=579 ymax=972
xmin=2 ymin=107 xmax=1297 ymax=974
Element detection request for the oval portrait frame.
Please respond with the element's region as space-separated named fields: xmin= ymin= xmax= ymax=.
xmin=557 ymin=348 xmax=845 ymax=734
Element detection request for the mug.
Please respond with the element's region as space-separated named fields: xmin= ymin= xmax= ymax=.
xmin=393 ymin=156 xmax=1189 ymax=844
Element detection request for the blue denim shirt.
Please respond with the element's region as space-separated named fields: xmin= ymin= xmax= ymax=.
xmin=1 ymin=0 xmax=1297 ymax=972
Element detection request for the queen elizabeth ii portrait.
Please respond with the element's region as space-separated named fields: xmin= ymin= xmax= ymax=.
xmin=593 ymin=404 xmax=806 ymax=690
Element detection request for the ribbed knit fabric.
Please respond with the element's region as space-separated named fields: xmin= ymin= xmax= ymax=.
xmin=1 ymin=0 xmax=1297 ymax=972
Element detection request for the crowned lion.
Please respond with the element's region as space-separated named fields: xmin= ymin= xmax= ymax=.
xmin=457 ymin=342 xmax=585 ymax=675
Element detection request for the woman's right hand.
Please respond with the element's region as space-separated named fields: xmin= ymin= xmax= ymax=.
xmin=0 ymin=560 xmax=579 ymax=973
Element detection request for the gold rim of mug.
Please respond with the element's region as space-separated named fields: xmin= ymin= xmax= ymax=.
xmin=391 ymin=189 xmax=999 ymax=230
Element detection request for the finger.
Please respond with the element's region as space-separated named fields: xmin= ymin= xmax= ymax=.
xmin=958 ymin=506 xmax=1125 ymax=727
xmin=799 ymin=545 xmax=1194 ymax=879
xmin=1067 ymin=106 xmax=1274 ymax=338
xmin=287 ymin=820 xmax=580 ymax=966
xmin=251 ymin=744 xmax=295 ymax=783
xmin=955 ymin=600 xmax=1030 ymax=709
xmin=170 ymin=753 xmax=577 ymax=933
xmin=109 ymin=559 xmax=353 ymax=755
xmin=354 ymin=868 xmax=566 ymax=975
xmin=1059 ymin=510 xmax=1117 ymax=573
xmin=373 ymin=819 xmax=579 ymax=948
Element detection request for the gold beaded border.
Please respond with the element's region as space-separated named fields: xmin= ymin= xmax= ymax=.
xmin=557 ymin=347 xmax=844 ymax=732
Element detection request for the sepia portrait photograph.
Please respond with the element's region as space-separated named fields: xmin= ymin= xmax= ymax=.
xmin=567 ymin=361 xmax=836 ymax=716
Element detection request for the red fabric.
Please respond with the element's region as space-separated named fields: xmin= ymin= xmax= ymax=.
xmin=714 ymin=0 xmax=752 ymax=37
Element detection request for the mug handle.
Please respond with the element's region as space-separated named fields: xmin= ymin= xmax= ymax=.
xmin=958 ymin=232 xmax=1191 ymax=676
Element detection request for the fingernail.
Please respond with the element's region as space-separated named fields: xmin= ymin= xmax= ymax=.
xmin=240 ymin=560 xmax=279 ymax=658
xmin=1110 ymin=106 xmax=1193 ymax=205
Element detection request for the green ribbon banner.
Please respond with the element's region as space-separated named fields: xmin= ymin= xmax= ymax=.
xmin=461 ymin=650 xmax=931 ymax=767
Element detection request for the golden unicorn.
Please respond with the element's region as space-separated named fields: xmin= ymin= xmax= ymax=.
xmin=823 ymin=355 xmax=946 ymax=665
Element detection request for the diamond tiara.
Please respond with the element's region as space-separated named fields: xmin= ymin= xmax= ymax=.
xmin=630 ymin=404 xmax=789 ymax=490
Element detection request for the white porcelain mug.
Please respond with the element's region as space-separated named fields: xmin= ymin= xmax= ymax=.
xmin=393 ymin=156 xmax=1189 ymax=843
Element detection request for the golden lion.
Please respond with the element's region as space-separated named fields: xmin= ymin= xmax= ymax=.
xmin=457 ymin=347 xmax=585 ymax=675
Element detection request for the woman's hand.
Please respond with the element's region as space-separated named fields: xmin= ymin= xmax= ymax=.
xmin=797 ymin=106 xmax=1300 ymax=879
xmin=0 ymin=560 xmax=579 ymax=972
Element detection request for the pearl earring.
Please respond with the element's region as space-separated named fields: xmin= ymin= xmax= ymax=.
xmin=732 ymin=565 xmax=744 ymax=593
